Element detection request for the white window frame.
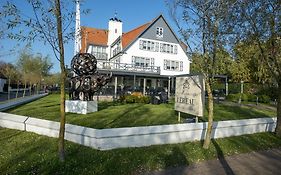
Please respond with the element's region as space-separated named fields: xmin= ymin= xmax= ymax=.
xmin=156 ymin=27 xmax=163 ymax=38
xmin=132 ymin=56 xmax=154 ymax=68
xmin=164 ymin=59 xmax=183 ymax=71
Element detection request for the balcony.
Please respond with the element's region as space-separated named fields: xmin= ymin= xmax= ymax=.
xmin=97 ymin=61 xmax=160 ymax=74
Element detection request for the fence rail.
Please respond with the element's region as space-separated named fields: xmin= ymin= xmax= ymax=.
xmin=97 ymin=61 xmax=160 ymax=74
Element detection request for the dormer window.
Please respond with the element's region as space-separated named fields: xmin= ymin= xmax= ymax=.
xmin=156 ymin=27 xmax=163 ymax=38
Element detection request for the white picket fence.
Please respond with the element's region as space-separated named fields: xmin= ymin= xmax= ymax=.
xmin=0 ymin=112 xmax=276 ymax=150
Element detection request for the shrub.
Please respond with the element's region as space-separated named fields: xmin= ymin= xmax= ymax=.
xmin=226 ymin=93 xmax=270 ymax=104
xmin=136 ymin=96 xmax=150 ymax=104
xmin=258 ymin=95 xmax=271 ymax=104
xmin=131 ymin=92 xmax=143 ymax=97
xmin=124 ymin=95 xmax=137 ymax=103
xmin=226 ymin=94 xmax=239 ymax=102
xmin=247 ymin=94 xmax=257 ymax=102
xmin=226 ymin=93 xmax=249 ymax=102
xmin=119 ymin=93 xmax=150 ymax=104
xmin=241 ymin=93 xmax=248 ymax=102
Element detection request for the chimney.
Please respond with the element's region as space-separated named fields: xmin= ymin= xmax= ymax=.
xmin=108 ymin=16 xmax=122 ymax=46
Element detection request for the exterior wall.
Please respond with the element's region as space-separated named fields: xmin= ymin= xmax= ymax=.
xmin=108 ymin=20 xmax=122 ymax=47
xmin=141 ymin=17 xmax=178 ymax=44
xmin=0 ymin=111 xmax=276 ymax=150
xmin=121 ymin=38 xmax=190 ymax=76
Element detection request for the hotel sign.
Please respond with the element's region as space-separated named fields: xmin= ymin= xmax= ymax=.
xmin=175 ymin=75 xmax=205 ymax=117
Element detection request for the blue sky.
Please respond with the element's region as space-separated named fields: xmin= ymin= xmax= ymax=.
xmin=0 ymin=0 xmax=181 ymax=73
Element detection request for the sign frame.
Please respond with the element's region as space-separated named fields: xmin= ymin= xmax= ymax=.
xmin=174 ymin=74 xmax=205 ymax=117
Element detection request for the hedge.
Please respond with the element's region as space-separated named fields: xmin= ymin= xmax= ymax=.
xmin=226 ymin=93 xmax=270 ymax=104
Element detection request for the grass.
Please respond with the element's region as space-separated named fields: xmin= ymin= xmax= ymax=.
xmin=5 ymin=94 xmax=276 ymax=129
xmin=1 ymin=128 xmax=281 ymax=174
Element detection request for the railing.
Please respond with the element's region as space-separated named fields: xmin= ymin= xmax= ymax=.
xmin=97 ymin=61 xmax=160 ymax=74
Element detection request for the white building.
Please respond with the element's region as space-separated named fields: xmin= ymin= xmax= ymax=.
xmin=80 ymin=15 xmax=190 ymax=96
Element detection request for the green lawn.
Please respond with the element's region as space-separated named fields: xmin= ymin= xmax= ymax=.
xmin=5 ymin=94 xmax=276 ymax=129
xmin=1 ymin=128 xmax=281 ymax=175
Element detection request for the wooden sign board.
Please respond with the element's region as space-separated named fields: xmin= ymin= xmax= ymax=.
xmin=175 ymin=75 xmax=205 ymax=117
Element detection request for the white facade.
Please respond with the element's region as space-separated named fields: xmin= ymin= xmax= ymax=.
xmin=120 ymin=38 xmax=190 ymax=76
xmin=86 ymin=15 xmax=190 ymax=76
xmin=108 ymin=18 xmax=122 ymax=48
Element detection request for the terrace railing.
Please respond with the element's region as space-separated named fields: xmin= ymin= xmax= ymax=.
xmin=97 ymin=61 xmax=160 ymax=74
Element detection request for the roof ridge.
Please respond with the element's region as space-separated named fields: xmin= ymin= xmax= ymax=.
xmin=81 ymin=26 xmax=108 ymax=32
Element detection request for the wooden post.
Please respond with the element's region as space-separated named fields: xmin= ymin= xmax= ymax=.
xmin=168 ymin=77 xmax=171 ymax=98
xmin=133 ymin=74 xmax=136 ymax=90
xmin=225 ymin=76 xmax=228 ymax=96
xmin=143 ymin=78 xmax=146 ymax=95
xmin=114 ymin=76 xmax=118 ymax=99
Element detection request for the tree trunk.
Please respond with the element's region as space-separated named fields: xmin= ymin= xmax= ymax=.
xmin=203 ymin=79 xmax=214 ymax=149
xmin=275 ymin=83 xmax=281 ymax=136
xmin=23 ymin=79 xmax=26 ymax=97
xmin=29 ymin=82 xmax=32 ymax=96
xmin=16 ymin=81 xmax=19 ymax=99
xmin=55 ymin=0 xmax=66 ymax=162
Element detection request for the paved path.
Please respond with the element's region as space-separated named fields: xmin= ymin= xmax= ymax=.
xmin=148 ymin=148 xmax=281 ymax=175
xmin=0 ymin=93 xmax=48 ymax=111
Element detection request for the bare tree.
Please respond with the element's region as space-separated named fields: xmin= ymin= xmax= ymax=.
xmin=167 ymin=0 xmax=235 ymax=148
xmin=2 ymin=0 xmax=77 ymax=161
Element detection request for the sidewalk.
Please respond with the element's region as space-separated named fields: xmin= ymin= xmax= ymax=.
xmin=149 ymin=148 xmax=281 ymax=175
xmin=0 ymin=93 xmax=48 ymax=111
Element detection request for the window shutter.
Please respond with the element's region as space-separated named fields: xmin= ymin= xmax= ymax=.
xmin=139 ymin=40 xmax=143 ymax=50
xmin=151 ymin=58 xmax=155 ymax=66
xmin=155 ymin=42 xmax=159 ymax=52
xmin=175 ymin=45 xmax=178 ymax=54
xmin=180 ymin=61 xmax=183 ymax=71
xmin=160 ymin=43 xmax=163 ymax=52
xmin=132 ymin=56 xmax=135 ymax=65
xmin=164 ymin=59 xmax=167 ymax=70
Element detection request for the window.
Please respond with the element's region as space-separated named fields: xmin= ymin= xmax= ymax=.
xmin=156 ymin=27 xmax=163 ymax=38
xmin=139 ymin=39 xmax=159 ymax=52
xmin=160 ymin=43 xmax=177 ymax=54
xmin=164 ymin=59 xmax=183 ymax=71
xmin=88 ymin=45 xmax=107 ymax=60
xmin=151 ymin=58 xmax=155 ymax=66
xmin=175 ymin=45 xmax=178 ymax=54
xmin=87 ymin=45 xmax=93 ymax=53
xmin=112 ymin=41 xmax=121 ymax=57
xmin=166 ymin=60 xmax=171 ymax=70
xmin=143 ymin=41 xmax=147 ymax=50
xmin=155 ymin=42 xmax=159 ymax=51
xmin=171 ymin=61 xmax=175 ymax=70
xmin=180 ymin=61 xmax=183 ymax=71
xmin=139 ymin=40 xmax=143 ymax=49
xmin=132 ymin=56 xmax=154 ymax=67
